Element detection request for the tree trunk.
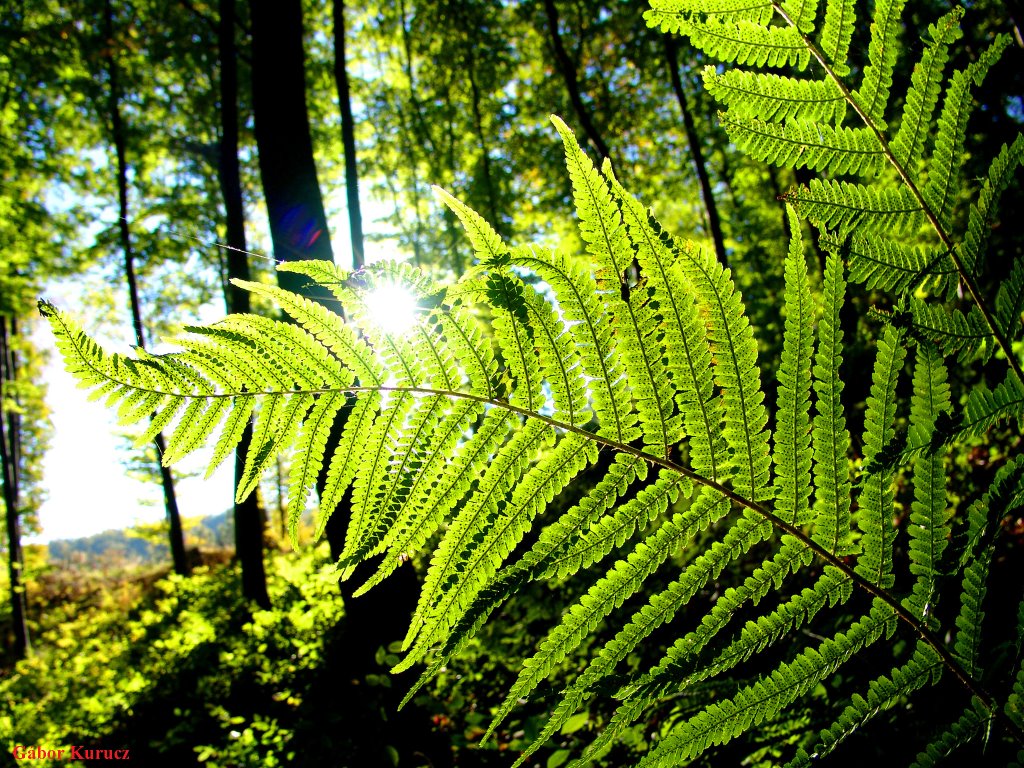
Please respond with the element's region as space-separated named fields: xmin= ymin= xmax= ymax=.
xmin=250 ymin=0 xmax=335 ymax=291
xmin=0 ymin=317 xmax=30 ymax=659
xmin=219 ymin=0 xmax=270 ymax=609
xmin=465 ymin=48 xmax=502 ymax=236
xmin=542 ymin=0 xmax=610 ymax=161
xmin=663 ymin=33 xmax=728 ymax=269
xmin=332 ymin=0 xmax=365 ymax=270
xmin=103 ymin=0 xmax=189 ymax=577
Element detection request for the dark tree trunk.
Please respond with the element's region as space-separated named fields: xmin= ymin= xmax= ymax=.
xmin=332 ymin=0 xmax=365 ymax=270
xmin=219 ymin=0 xmax=270 ymax=610
xmin=664 ymin=33 xmax=729 ymax=269
xmin=250 ymin=0 xmax=335 ymax=295
xmin=0 ymin=317 xmax=29 ymax=659
xmin=103 ymin=0 xmax=189 ymax=577
xmin=465 ymin=48 xmax=503 ymax=236
xmin=543 ymin=0 xmax=610 ymax=161
xmin=250 ymin=0 xmax=347 ymax=560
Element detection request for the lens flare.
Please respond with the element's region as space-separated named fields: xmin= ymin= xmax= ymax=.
xmin=363 ymin=283 xmax=419 ymax=336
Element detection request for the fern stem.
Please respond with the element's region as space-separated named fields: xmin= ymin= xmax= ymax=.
xmin=772 ymin=2 xmax=1024 ymax=387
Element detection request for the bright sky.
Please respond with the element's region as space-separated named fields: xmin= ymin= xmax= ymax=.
xmin=27 ymin=194 xmax=403 ymax=544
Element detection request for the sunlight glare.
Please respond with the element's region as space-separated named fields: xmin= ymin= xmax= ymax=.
xmin=363 ymin=283 xmax=419 ymax=336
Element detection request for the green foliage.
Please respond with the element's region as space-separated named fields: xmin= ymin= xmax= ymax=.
xmin=39 ymin=0 xmax=1024 ymax=763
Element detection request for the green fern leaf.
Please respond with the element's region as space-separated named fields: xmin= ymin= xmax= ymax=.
xmin=959 ymin=135 xmax=1024 ymax=276
xmin=817 ymin=0 xmax=855 ymax=76
xmin=785 ymin=180 xmax=923 ymax=236
xmin=644 ymin=0 xmax=774 ymax=29
xmin=903 ymin=344 xmax=952 ymax=619
xmin=513 ymin=507 xmax=772 ymax=767
xmin=954 ymin=457 xmax=1024 ymax=678
xmin=822 ymin=232 xmax=956 ymax=297
xmin=720 ymin=115 xmax=885 ymax=175
xmin=397 ymin=418 xmax=550 ymax=666
xmin=789 ymin=643 xmax=943 ymax=765
xmin=811 ymin=252 xmax=854 ymax=555
xmin=852 ymin=0 xmax=908 ymax=127
xmin=506 ymin=245 xmax=638 ymax=444
xmin=909 ymin=698 xmax=992 ymax=768
xmin=702 ymin=69 xmax=846 ymax=124
xmin=635 ymin=601 xmax=898 ymax=766
xmin=670 ymin=17 xmax=810 ymax=70
xmin=774 ymin=206 xmax=815 ymax=526
xmin=781 ymin=0 xmax=817 ymax=34
xmin=995 ymin=259 xmax=1024 ymax=342
xmin=857 ymin=326 xmax=907 ymax=590
xmin=489 ymin=484 xmax=723 ymax=739
xmin=360 ymin=407 xmax=514 ymax=594
xmin=891 ymin=8 xmax=963 ymax=169
xmin=923 ymin=34 xmax=1011 ymax=228
xmin=667 ymin=233 xmax=771 ymax=502
xmin=904 ymin=299 xmax=993 ymax=362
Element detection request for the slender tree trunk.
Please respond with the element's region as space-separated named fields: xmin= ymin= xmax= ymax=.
xmin=0 ymin=317 xmax=29 ymax=659
xmin=663 ymin=33 xmax=728 ymax=268
xmin=332 ymin=0 xmax=364 ymax=270
xmin=219 ymin=0 xmax=270 ymax=609
xmin=103 ymin=0 xmax=189 ymax=577
xmin=465 ymin=48 xmax=502 ymax=236
xmin=542 ymin=0 xmax=610 ymax=161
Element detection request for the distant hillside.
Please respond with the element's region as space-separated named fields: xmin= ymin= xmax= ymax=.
xmin=48 ymin=513 xmax=233 ymax=567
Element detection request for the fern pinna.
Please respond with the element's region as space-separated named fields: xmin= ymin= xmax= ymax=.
xmin=43 ymin=2 xmax=1024 ymax=764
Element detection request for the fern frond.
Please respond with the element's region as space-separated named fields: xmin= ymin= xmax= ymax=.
xmin=397 ymin=417 xmax=546 ymax=663
xmin=644 ymin=0 xmax=774 ymax=29
xmin=720 ymin=115 xmax=885 ymax=175
xmin=890 ymin=8 xmax=963 ymax=169
xmin=784 ymin=180 xmax=923 ymax=236
xmin=954 ymin=457 xmax=1024 ymax=678
xmin=904 ymin=344 xmax=952 ymax=619
xmin=237 ymin=392 xmax=312 ymax=503
xmin=635 ymin=601 xmax=898 ymax=766
xmin=314 ymin=391 xmax=379 ymax=540
xmin=935 ymin=371 xmax=1024 ymax=448
xmin=925 ymin=33 xmax=1011 ymax=228
xmin=959 ymin=135 xmax=1024 ymax=276
xmin=857 ymin=326 xmax=907 ymax=589
xmin=774 ymin=206 xmax=814 ymax=527
xmin=821 ymin=232 xmax=956 ymax=297
xmin=788 ymin=642 xmax=943 ymax=765
xmin=538 ymin=469 xmax=694 ymax=581
xmin=909 ymin=698 xmax=992 ymax=768
xmin=817 ymin=0 xmax=855 ymax=76
xmin=811 ymin=252 xmax=853 ymax=555
xmin=488 ymin=484 xmax=722 ymax=739
xmin=513 ymin=507 xmax=772 ymax=767
xmin=667 ymin=234 xmax=771 ymax=502
xmin=505 ymin=247 xmax=638 ymax=444
xmin=603 ymin=167 xmax=719 ymax=465
xmin=995 ymin=259 xmax=1024 ymax=343
xmin=360 ymin=407 xmax=514 ymax=594
xmin=409 ymin=431 xmax=598 ymax=677
xmin=904 ymin=299 xmax=993 ymax=362
xmin=702 ymin=69 xmax=845 ymax=124
xmin=648 ymin=14 xmax=810 ymax=69
xmin=923 ymin=34 xmax=1011 ymax=229
xmin=585 ymin=562 xmax=853 ymax=766
xmin=851 ymin=0 xmax=908 ymax=127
